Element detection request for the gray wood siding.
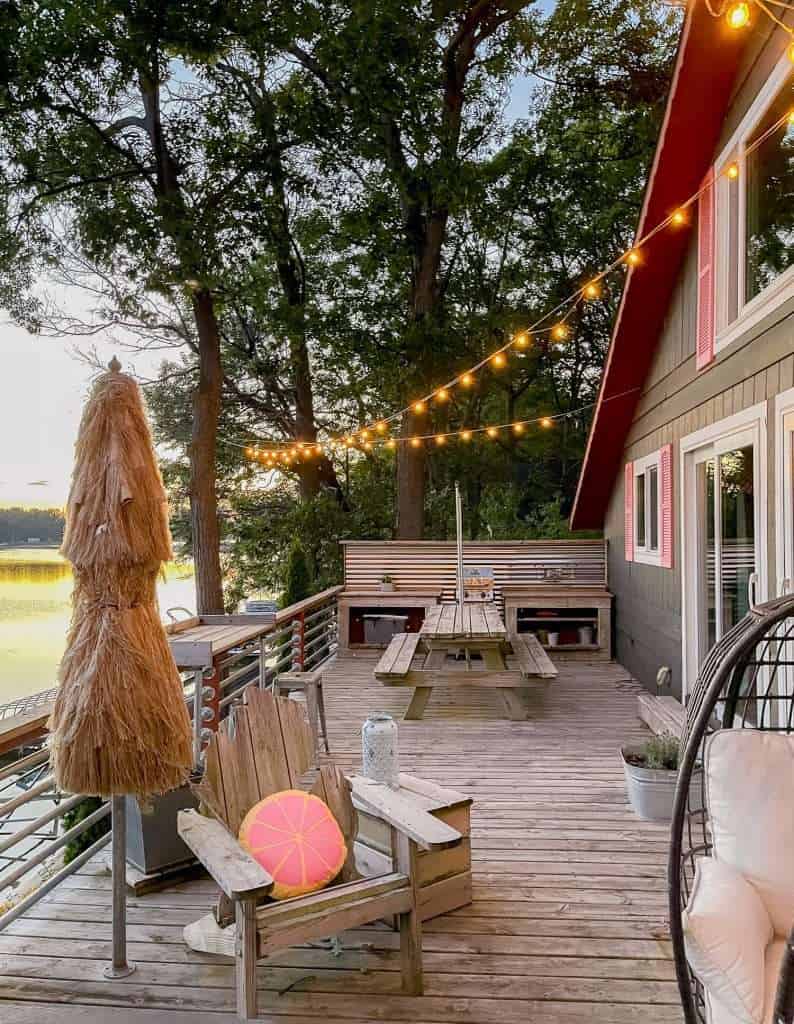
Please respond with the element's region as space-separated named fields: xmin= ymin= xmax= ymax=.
xmin=602 ymin=21 xmax=794 ymax=699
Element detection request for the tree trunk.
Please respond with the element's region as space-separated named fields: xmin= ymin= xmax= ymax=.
xmin=190 ymin=290 xmax=225 ymax=614
xmin=396 ymin=407 xmax=427 ymax=539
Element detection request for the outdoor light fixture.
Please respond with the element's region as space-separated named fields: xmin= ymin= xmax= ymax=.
xmin=725 ymin=1 xmax=750 ymax=28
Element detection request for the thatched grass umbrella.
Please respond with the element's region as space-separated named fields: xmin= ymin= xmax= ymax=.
xmin=50 ymin=357 xmax=193 ymax=975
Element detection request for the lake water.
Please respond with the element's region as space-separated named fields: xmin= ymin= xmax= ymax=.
xmin=0 ymin=547 xmax=196 ymax=704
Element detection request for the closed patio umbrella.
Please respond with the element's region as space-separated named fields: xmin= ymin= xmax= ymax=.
xmin=50 ymin=357 xmax=193 ymax=975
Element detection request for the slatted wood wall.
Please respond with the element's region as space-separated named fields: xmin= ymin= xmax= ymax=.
xmin=342 ymin=539 xmax=608 ymax=607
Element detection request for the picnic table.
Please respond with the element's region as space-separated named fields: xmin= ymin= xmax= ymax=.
xmin=374 ymin=602 xmax=557 ymax=721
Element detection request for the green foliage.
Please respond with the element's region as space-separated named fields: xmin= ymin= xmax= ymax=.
xmin=627 ymin=733 xmax=680 ymax=771
xmin=281 ymin=539 xmax=311 ymax=609
xmin=61 ymin=797 xmax=111 ymax=865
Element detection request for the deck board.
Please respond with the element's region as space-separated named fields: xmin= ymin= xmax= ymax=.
xmin=0 ymin=656 xmax=681 ymax=1023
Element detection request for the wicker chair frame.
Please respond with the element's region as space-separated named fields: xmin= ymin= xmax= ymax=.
xmin=669 ymin=594 xmax=794 ymax=1024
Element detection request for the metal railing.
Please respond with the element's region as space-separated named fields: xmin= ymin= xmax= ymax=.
xmin=0 ymin=585 xmax=342 ymax=931
xmin=0 ymin=687 xmax=57 ymax=722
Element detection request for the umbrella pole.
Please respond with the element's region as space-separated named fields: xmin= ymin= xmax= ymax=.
xmin=455 ymin=482 xmax=464 ymax=616
xmin=104 ymin=796 xmax=135 ymax=979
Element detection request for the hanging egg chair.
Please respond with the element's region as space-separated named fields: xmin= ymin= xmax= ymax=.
xmin=669 ymin=594 xmax=794 ymax=1024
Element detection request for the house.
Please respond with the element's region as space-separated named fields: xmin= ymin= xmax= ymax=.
xmin=571 ymin=3 xmax=794 ymax=702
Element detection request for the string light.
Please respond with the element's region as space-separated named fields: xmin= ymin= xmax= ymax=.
xmin=726 ymin=1 xmax=750 ymax=29
xmin=788 ymin=41 xmax=794 ymax=63
xmin=583 ymin=281 xmax=601 ymax=300
xmin=238 ymin=102 xmax=794 ymax=469
xmin=513 ymin=423 xmax=525 ymax=435
xmin=434 ymin=434 xmax=446 ymax=446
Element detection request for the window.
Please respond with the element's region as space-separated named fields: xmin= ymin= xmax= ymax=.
xmin=715 ymin=55 xmax=794 ymax=350
xmin=633 ymin=452 xmax=662 ymax=565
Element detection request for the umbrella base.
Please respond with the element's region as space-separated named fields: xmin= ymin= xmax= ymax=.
xmin=103 ymin=962 xmax=136 ymax=979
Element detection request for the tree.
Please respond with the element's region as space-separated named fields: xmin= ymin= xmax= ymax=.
xmin=1 ymin=1 xmax=247 ymax=611
xmin=281 ymin=538 xmax=312 ymax=608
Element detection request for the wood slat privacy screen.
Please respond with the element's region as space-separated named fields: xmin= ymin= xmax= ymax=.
xmin=343 ymin=539 xmax=607 ymax=607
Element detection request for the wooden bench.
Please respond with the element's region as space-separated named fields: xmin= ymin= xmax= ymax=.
xmin=374 ymin=632 xmax=422 ymax=679
xmin=509 ymin=633 xmax=558 ymax=680
xmin=274 ymin=662 xmax=331 ymax=753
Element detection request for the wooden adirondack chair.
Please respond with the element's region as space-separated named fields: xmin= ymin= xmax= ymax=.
xmin=177 ymin=686 xmax=461 ymax=1020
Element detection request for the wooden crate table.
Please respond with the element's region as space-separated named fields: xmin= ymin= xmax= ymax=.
xmin=351 ymin=773 xmax=473 ymax=923
xmin=502 ymin=585 xmax=613 ymax=661
xmin=338 ymin=590 xmax=441 ymax=651
xmin=374 ymin=602 xmax=557 ymax=721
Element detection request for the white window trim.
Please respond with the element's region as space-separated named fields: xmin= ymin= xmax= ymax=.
xmin=679 ymin=401 xmax=768 ymax=700
xmin=714 ymin=48 xmax=794 ymax=354
xmin=633 ymin=450 xmax=663 ymax=566
xmin=775 ymin=386 xmax=794 ymax=596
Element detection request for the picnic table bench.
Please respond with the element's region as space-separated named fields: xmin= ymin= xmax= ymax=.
xmin=374 ymin=603 xmax=558 ymax=721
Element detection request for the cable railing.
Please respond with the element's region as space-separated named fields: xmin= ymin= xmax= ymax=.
xmin=0 ymin=586 xmax=341 ymax=932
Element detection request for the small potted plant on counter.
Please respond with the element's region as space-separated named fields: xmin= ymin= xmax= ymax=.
xmin=378 ymin=574 xmax=395 ymax=593
xmin=621 ymin=732 xmax=680 ymax=822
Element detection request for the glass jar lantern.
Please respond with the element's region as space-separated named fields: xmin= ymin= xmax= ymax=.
xmin=361 ymin=712 xmax=400 ymax=788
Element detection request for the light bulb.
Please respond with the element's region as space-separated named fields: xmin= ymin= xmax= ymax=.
xmin=413 ymin=400 xmax=426 ymax=414
xmin=540 ymin=417 xmax=553 ymax=429
xmin=513 ymin=422 xmax=525 ymax=435
xmin=375 ymin=421 xmax=387 ymax=434
xmin=360 ymin=429 xmax=370 ymax=440
xmin=490 ymin=352 xmax=507 ymax=369
xmin=460 ymin=429 xmax=472 ymax=441
xmin=363 ymin=441 xmax=372 ymax=451
xmin=513 ymin=332 xmax=530 ymax=350
xmin=434 ymin=434 xmax=446 ymax=446
xmin=460 ymin=372 xmax=474 ymax=387
xmin=435 ymin=388 xmax=449 ymax=402
xmin=410 ymin=436 xmax=422 ymax=448
xmin=626 ymin=248 xmax=641 ymax=267
xmin=726 ymin=1 xmax=750 ymax=29
xmin=788 ymin=40 xmax=794 ymax=63
xmin=385 ymin=438 xmax=396 ymax=449
xmin=552 ymin=323 xmax=569 ymax=342
xmin=486 ymin=426 xmax=498 ymax=438
xmin=583 ymin=281 xmax=600 ymax=300
xmin=671 ymin=209 xmax=687 ymax=227
xmin=245 ymin=446 xmax=254 ymax=458
xmin=727 ymin=162 xmax=739 ymax=180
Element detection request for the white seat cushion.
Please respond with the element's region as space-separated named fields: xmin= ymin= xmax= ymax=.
xmin=684 ymin=858 xmax=773 ymax=1022
xmin=705 ymin=938 xmax=787 ymax=1024
xmin=705 ymin=730 xmax=794 ymax=936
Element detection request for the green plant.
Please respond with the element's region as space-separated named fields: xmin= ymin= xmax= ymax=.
xmin=281 ymin=539 xmax=312 ymax=609
xmin=625 ymin=733 xmax=679 ymax=771
xmin=61 ymin=797 xmax=111 ymax=865
xmin=380 ymin=574 xmax=393 ymax=583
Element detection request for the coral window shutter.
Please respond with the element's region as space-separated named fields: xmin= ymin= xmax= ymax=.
xmin=696 ymin=167 xmax=716 ymax=370
xmin=660 ymin=444 xmax=674 ymax=569
xmin=625 ymin=462 xmax=634 ymax=562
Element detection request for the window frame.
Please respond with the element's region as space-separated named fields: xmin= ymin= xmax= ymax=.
xmin=633 ymin=450 xmax=663 ymax=566
xmin=714 ymin=49 xmax=794 ymax=354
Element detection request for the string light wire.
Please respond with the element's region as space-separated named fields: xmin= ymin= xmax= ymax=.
xmin=233 ymin=102 xmax=794 ymax=467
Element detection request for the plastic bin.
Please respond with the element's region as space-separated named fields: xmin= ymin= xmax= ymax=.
xmin=363 ymin=614 xmax=409 ymax=645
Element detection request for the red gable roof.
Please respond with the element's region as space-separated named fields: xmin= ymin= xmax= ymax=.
xmin=570 ymin=5 xmax=748 ymax=529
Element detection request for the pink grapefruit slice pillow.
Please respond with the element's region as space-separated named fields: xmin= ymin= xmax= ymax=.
xmin=238 ymin=790 xmax=347 ymax=900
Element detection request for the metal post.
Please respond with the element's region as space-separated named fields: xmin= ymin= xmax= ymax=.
xmin=104 ymin=795 xmax=135 ymax=979
xmin=455 ymin=482 xmax=465 ymax=615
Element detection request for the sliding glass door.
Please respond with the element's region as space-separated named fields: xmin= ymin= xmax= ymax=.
xmin=683 ymin=417 xmax=763 ymax=695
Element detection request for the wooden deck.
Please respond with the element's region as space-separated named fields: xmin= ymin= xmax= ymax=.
xmin=0 ymin=655 xmax=681 ymax=1023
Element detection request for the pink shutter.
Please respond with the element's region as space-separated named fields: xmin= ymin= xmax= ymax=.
xmin=624 ymin=462 xmax=634 ymax=562
xmin=660 ymin=444 xmax=673 ymax=569
xmin=696 ymin=167 xmax=716 ymax=370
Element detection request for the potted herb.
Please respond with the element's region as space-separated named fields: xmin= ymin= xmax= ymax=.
xmin=621 ymin=733 xmax=680 ymax=822
xmin=379 ymin=574 xmax=395 ymax=593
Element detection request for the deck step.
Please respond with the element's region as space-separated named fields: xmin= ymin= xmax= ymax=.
xmin=637 ymin=692 xmax=686 ymax=738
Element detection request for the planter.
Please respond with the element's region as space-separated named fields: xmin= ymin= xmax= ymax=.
xmin=621 ymin=746 xmax=678 ymax=821
xmin=378 ymin=582 xmax=395 ymax=593
xmin=125 ymin=784 xmax=198 ymax=875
